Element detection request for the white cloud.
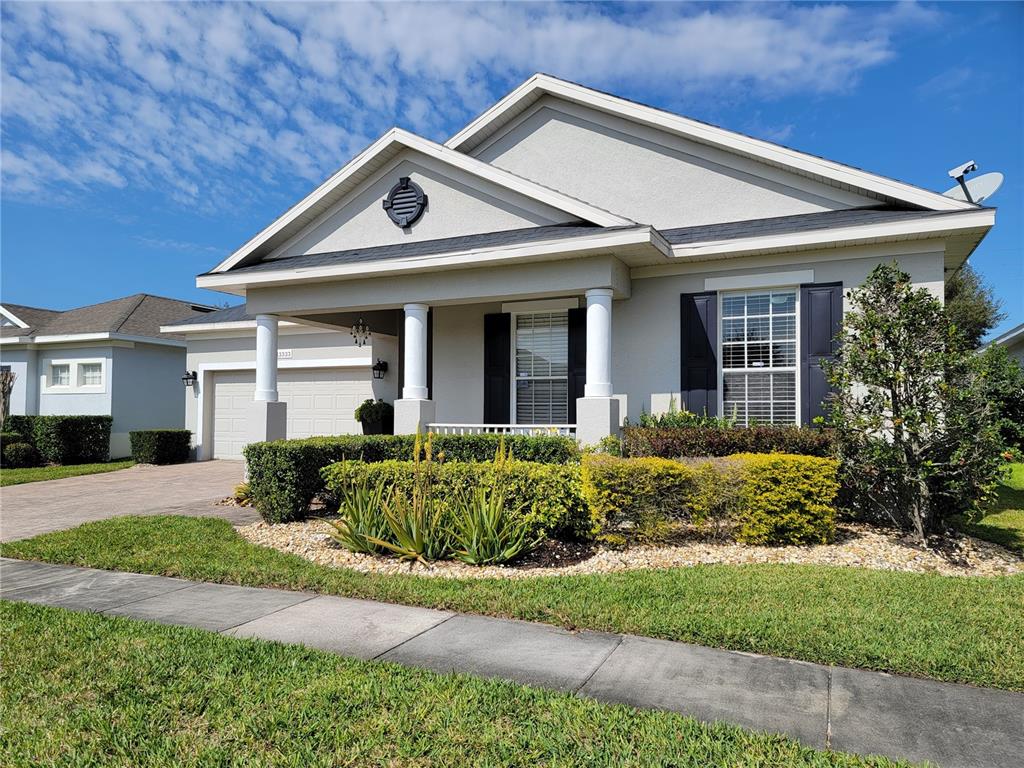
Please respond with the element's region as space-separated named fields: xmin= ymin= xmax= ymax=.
xmin=0 ymin=1 xmax=938 ymax=214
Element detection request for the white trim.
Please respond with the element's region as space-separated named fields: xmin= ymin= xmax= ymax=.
xmin=208 ymin=127 xmax=632 ymax=274
xmin=501 ymin=297 xmax=579 ymax=313
xmin=446 ymin=74 xmax=975 ymax=213
xmin=193 ymin=357 xmax=373 ymax=459
xmin=992 ymin=322 xmax=1024 ymax=347
xmin=704 ymin=270 xmax=814 ymax=292
xmin=1 ymin=331 xmax=188 ymax=348
xmin=510 ymin=308 xmax=571 ymax=426
xmin=0 ymin=305 xmax=31 ymax=329
xmin=41 ymin=357 xmax=107 ymax=394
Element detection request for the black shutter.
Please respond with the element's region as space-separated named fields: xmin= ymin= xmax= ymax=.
xmin=800 ymin=282 xmax=843 ymax=425
xmin=483 ymin=313 xmax=511 ymax=424
xmin=680 ymin=292 xmax=718 ymax=417
xmin=567 ymin=307 xmax=587 ymax=423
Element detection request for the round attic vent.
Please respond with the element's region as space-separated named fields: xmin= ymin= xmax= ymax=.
xmin=382 ymin=176 xmax=428 ymax=227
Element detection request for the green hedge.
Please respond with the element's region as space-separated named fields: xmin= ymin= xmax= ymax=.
xmin=4 ymin=415 xmax=112 ymax=465
xmin=129 ymin=430 xmax=191 ymax=465
xmin=243 ymin=434 xmax=578 ymax=524
xmin=0 ymin=431 xmax=22 ymax=445
xmin=322 ymin=459 xmax=589 ymax=539
xmin=621 ymin=425 xmax=835 ymax=459
xmin=1 ymin=442 xmax=41 ymax=468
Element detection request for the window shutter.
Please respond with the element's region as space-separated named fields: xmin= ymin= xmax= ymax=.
xmin=567 ymin=307 xmax=587 ymax=423
xmin=800 ymin=282 xmax=843 ymax=425
xmin=483 ymin=313 xmax=511 ymax=424
xmin=680 ymin=292 xmax=718 ymax=417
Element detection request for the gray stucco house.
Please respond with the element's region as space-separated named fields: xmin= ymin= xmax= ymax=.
xmin=180 ymin=73 xmax=995 ymax=452
xmin=0 ymin=294 xmax=213 ymax=457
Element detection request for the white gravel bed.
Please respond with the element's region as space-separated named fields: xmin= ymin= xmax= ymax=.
xmin=236 ymin=519 xmax=1023 ymax=579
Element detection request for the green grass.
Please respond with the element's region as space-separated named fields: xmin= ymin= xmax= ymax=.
xmin=0 ymin=459 xmax=134 ymax=486
xmin=0 ymin=601 xmax=908 ymax=767
xmin=954 ymin=462 xmax=1024 ymax=553
xmin=5 ymin=515 xmax=1023 ymax=692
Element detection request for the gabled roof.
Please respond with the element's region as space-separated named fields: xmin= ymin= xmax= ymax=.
xmin=446 ymin=73 xmax=975 ymax=214
xmin=209 ymin=128 xmax=633 ymax=274
xmin=992 ymin=322 xmax=1024 ymax=348
xmin=0 ymin=294 xmax=215 ymax=343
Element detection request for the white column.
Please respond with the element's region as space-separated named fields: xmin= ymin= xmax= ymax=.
xmin=402 ymin=303 xmax=429 ymax=400
xmin=254 ymin=314 xmax=279 ymax=402
xmin=584 ymin=288 xmax=613 ymax=398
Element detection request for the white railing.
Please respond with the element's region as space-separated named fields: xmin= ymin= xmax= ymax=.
xmin=427 ymin=423 xmax=576 ymax=437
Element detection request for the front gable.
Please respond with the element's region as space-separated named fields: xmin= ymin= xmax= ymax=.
xmin=270 ymin=151 xmax=579 ymax=259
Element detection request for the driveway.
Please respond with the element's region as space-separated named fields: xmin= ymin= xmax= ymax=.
xmin=0 ymin=461 xmax=258 ymax=542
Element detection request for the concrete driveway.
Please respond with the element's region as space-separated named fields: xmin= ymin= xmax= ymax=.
xmin=0 ymin=461 xmax=258 ymax=542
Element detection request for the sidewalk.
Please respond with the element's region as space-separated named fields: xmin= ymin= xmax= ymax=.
xmin=2 ymin=556 xmax=1020 ymax=768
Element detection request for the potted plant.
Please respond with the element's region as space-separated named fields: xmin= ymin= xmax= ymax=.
xmin=355 ymin=398 xmax=394 ymax=435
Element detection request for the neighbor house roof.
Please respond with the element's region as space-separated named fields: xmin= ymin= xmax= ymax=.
xmin=0 ymin=294 xmax=215 ymax=345
xmin=992 ymin=322 xmax=1024 ymax=348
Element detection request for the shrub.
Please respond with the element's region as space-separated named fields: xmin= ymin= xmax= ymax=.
xmin=978 ymin=344 xmax=1024 ymax=452
xmin=129 ymin=430 xmax=191 ymax=465
xmin=451 ymin=486 xmax=539 ymax=565
xmin=622 ymin=425 xmax=834 ymax=459
xmin=0 ymin=431 xmax=22 ymax=445
xmin=30 ymin=416 xmax=112 ymax=464
xmin=2 ymin=441 xmax=41 ymax=468
xmin=3 ymin=415 xmax=35 ymax=443
xmin=244 ymin=433 xmax=578 ymax=524
xmin=326 ymin=478 xmax=393 ymax=555
xmin=232 ymin=483 xmax=252 ymax=507
xmin=635 ymin=397 xmax=736 ymax=429
xmin=322 ymin=459 xmax=589 ymax=540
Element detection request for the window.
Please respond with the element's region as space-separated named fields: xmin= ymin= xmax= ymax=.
xmin=79 ymin=362 xmax=103 ymax=386
xmin=721 ymin=289 xmax=797 ymax=425
xmin=50 ymin=364 xmax=70 ymax=387
xmin=514 ymin=311 xmax=568 ymax=424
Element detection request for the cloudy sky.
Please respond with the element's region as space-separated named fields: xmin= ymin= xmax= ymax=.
xmin=2 ymin=1 xmax=1021 ymax=335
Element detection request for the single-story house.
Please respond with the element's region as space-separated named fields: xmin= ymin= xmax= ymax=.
xmin=992 ymin=322 xmax=1024 ymax=366
xmin=187 ymin=73 xmax=995 ymax=448
xmin=0 ymin=294 xmax=214 ymax=456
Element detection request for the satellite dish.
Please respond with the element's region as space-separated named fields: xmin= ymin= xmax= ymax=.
xmin=943 ymin=172 xmax=1004 ymax=204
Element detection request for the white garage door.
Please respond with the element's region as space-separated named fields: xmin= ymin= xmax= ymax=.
xmin=212 ymin=368 xmax=372 ymax=459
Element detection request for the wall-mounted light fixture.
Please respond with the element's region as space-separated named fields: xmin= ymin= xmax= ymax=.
xmin=181 ymin=370 xmax=198 ymax=387
xmin=372 ymin=359 xmax=389 ymax=380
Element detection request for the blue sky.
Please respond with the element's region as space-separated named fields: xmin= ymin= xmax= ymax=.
xmin=2 ymin=1 xmax=1021 ymax=337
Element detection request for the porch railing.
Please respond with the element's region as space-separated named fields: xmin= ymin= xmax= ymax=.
xmin=427 ymin=423 xmax=576 ymax=437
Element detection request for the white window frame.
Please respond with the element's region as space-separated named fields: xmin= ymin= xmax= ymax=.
xmin=78 ymin=361 xmax=104 ymax=387
xmin=48 ymin=363 xmax=71 ymax=389
xmin=510 ymin=309 xmax=570 ymax=425
xmin=717 ymin=288 xmax=801 ymax=426
xmin=43 ymin=358 xmax=107 ymax=394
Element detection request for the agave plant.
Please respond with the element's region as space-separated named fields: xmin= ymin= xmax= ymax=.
xmin=325 ymin=479 xmax=392 ymax=554
xmin=451 ymin=486 xmax=539 ymax=565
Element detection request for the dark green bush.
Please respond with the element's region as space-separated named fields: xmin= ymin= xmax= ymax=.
xmin=129 ymin=430 xmax=191 ymax=465
xmin=621 ymin=425 xmax=834 ymax=459
xmin=243 ymin=433 xmax=578 ymax=524
xmin=0 ymin=430 xmax=22 ymax=445
xmin=12 ymin=415 xmax=112 ymax=464
xmin=2 ymin=442 xmax=41 ymax=468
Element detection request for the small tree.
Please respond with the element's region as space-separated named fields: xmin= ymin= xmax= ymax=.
xmin=826 ymin=263 xmax=1003 ymax=542
xmin=0 ymin=369 xmax=15 ymax=429
xmin=944 ymin=263 xmax=1004 ymax=349
xmin=977 ymin=343 xmax=1024 ymax=453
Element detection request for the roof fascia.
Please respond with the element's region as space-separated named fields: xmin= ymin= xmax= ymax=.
xmin=447 ymin=74 xmax=975 ymax=213
xmin=0 ymin=305 xmax=32 ymax=328
xmin=14 ymin=332 xmax=187 ymax=348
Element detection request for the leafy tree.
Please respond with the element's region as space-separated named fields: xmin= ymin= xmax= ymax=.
xmin=944 ymin=263 xmax=1004 ymax=349
xmin=978 ymin=343 xmax=1024 ymax=453
xmin=826 ymin=263 xmax=1003 ymax=542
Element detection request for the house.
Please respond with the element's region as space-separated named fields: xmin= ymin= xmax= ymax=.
xmin=993 ymin=322 xmax=1024 ymax=366
xmin=186 ymin=73 xmax=994 ymax=451
xmin=0 ymin=294 xmax=214 ymax=456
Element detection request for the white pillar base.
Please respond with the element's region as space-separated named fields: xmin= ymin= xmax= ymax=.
xmin=394 ymin=398 xmax=435 ymax=435
xmin=246 ymin=400 xmax=287 ymax=446
xmin=575 ymin=397 xmax=620 ymax=446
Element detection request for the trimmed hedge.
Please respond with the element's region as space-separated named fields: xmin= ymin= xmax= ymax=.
xmin=129 ymin=429 xmax=191 ymax=465
xmin=621 ymin=425 xmax=835 ymax=459
xmin=0 ymin=431 xmax=22 ymax=445
xmin=322 ymin=459 xmax=589 ymax=539
xmin=243 ymin=434 xmax=578 ymax=524
xmin=5 ymin=415 xmax=112 ymax=465
xmin=2 ymin=442 xmax=41 ymax=468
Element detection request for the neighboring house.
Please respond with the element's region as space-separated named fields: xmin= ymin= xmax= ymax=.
xmin=993 ymin=322 xmax=1024 ymax=366
xmin=0 ymin=294 xmax=214 ymax=457
xmin=189 ymin=73 xmax=994 ymax=448
xmin=162 ymin=305 xmax=397 ymax=460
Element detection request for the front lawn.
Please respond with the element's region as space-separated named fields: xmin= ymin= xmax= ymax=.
xmin=954 ymin=462 xmax=1024 ymax=553
xmin=5 ymin=515 xmax=1023 ymax=691
xmin=1 ymin=602 xmax=903 ymax=768
xmin=0 ymin=459 xmax=134 ymax=487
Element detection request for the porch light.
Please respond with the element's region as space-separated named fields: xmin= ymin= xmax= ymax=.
xmin=372 ymin=359 xmax=389 ymax=380
xmin=351 ymin=317 xmax=371 ymax=347
xmin=181 ymin=370 xmax=198 ymax=387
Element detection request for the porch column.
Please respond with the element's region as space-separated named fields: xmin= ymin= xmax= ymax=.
xmin=246 ymin=314 xmax=287 ymax=450
xmin=576 ymin=288 xmax=619 ymax=445
xmin=395 ymin=303 xmax=435 ymax=434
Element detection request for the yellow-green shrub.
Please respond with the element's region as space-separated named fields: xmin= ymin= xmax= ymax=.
xmin=730 ymin=453 xmax=839 ymax=545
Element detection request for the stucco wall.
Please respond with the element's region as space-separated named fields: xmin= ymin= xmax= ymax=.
xmin=475 ymin=98 xmax=876 ymax=229
xmin=37 ymin=346 xmax=114 ymax=419
xmin=110 ymin=344 xmax=187 ymax=457
xmin=273 ymin=153 xmax=574 ymax=259
xmin=0 ymin=348 xmax=36 ymax=415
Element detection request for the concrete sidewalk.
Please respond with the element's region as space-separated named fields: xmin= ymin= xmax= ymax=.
xmin=2 ymin=557 xmax=1020 ymax=768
